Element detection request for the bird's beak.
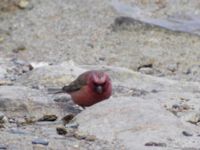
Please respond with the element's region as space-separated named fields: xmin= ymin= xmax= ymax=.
xmin=95 ymin=85 xmax=103 ymax=94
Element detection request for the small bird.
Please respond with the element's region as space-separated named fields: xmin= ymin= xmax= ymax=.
xmin=49 ymin=70 xmax=112 ymax=107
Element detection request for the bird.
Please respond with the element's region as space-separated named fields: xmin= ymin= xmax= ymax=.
xmin=49 ymin=70 xmax=112 ymax=107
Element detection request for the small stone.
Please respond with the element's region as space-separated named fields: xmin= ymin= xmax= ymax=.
xmin=17 ymin=0 xmax=29 ymax=9
xmin=8 ymin=118 xmax=16 ymax=124
xmin=38 ymin=115 xmax=57 ymax=122
xmin=182 ymin=131 xmax=193 ymax=137
xmin=0 ymin=144 xmax=7 ymax=149
xmin=87 ymin=43 xmax=94 ymax=48
xmin=145 ymin=142 xmax=167 ymax=147
xmin=56 ymin=126 xmax=67 ymax=135
xmin=21 ymin=64 xmax=33 ymax=73
xmin=62 ymin=114 xmax=74 ymax=125
xmin=99 ymin=57 xmax=105 ymax=61
xmin=65 ymin=122 xmax=79 ymax=129
xmin=32 ymin=138 xmax=49 ymax=146
xmin=167 ymin=63 xmax=178 ymax=72
xmin=73 ymin=131 xmax=87 ymax=140
xmin=30 ymin=62 xmax=49 ymax=69
xmin=137 ymin=64 xmax=153 ymax=70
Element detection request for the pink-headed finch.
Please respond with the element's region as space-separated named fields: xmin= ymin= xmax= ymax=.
xmin=50 ymin=70 xmax=112 ymax=107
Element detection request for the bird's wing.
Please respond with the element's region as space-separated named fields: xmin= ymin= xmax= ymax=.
xmin=62 ymin=72 xmax=88 ymax=93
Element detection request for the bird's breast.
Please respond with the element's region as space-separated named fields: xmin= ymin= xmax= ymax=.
xmin=69 ymin=85 xmax=111 ymax=107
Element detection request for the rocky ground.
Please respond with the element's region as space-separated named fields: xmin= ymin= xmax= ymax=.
xmin=0 ymin=0 xmax=200 ymax=149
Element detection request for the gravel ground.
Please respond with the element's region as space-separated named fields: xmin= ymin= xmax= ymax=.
xmin=0 ymin=0 xmax=200 ymax=149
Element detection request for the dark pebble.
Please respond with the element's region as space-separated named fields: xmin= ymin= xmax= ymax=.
xmin=87 ymin=43 xmax=94 ymax=48
xmin=99 ymin=57 xmax=105 ymax=61
xmin=56 ymin=126 xmax=67 ymax=135
xmin=62 ymin=114 xmax=74 ymax=125
xmin=0 ymin=144 xmax=7 ymax=149
xmin=151 ymin=89 xmax=159 ymax=93
xmin=137 ymin=63 xmax=153 ymax=70
xmin=32 ymin=138 xmax=49 ymax=146
xmin=38 ymin=115 xmax=57 ymax=121
xmin=145 ymin=142 xmax=167 ymax=147
xmin=182 ymin=131 xmax=193 ymax=137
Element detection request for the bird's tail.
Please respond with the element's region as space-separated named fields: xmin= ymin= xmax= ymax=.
xmin=47 ymin=88 xmax=64 ymax=94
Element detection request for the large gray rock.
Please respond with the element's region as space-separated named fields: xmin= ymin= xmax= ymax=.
xmin=0 ymin=85 xmax=74 ymax=118
xmin=76 ymin=96 xmax=200 ymax=149
xmin=17 ymin=61 xmax=85 ymax=87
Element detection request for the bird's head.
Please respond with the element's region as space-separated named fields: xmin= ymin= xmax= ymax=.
xmin=88 ymin=71 xmax=111 ymax=94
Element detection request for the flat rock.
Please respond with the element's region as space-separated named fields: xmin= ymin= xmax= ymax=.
xmin=76 ymin=96 xmax=200 ymax=150
xmin=0 ymin=85 xmax=72 ymax=118
xmin=17 ymin=61 xmax=85 ymax=87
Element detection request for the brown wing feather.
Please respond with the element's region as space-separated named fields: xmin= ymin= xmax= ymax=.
xmin=62 ymin=71 xmax=89 ymax=93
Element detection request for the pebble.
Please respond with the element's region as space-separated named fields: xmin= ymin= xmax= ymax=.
xmin=0 ymin=144 xmax=7 ymax=149
xmin=32 ymin=138 xmax=49 ymax=146
xmin=65 ymin=122 xmax=79 ymax=129
xmin=62 ymin=114 xmax=74 ymax=125
xmin=56 ymin=126 xmax=67 ymax=135
xmin=17 ymin=0 xmax=29 ymax=9
xmin=182 ymin=131 xmax=193 ymax=137
xmin=38 ymin=115 xmax=58 ymax=122
xmin=167 ymin=63 xmax=178 ymax=72
xmin=145 ymin=142 xmax=167 ymax=147
xmin=73 ymin=131 xmax=96 ymax=141
xmin=73 ymin=131 xmax=96 ymax=140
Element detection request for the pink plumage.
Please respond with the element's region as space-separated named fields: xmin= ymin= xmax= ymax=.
xmin=52 ymin=70 xmax=112 ymax=107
